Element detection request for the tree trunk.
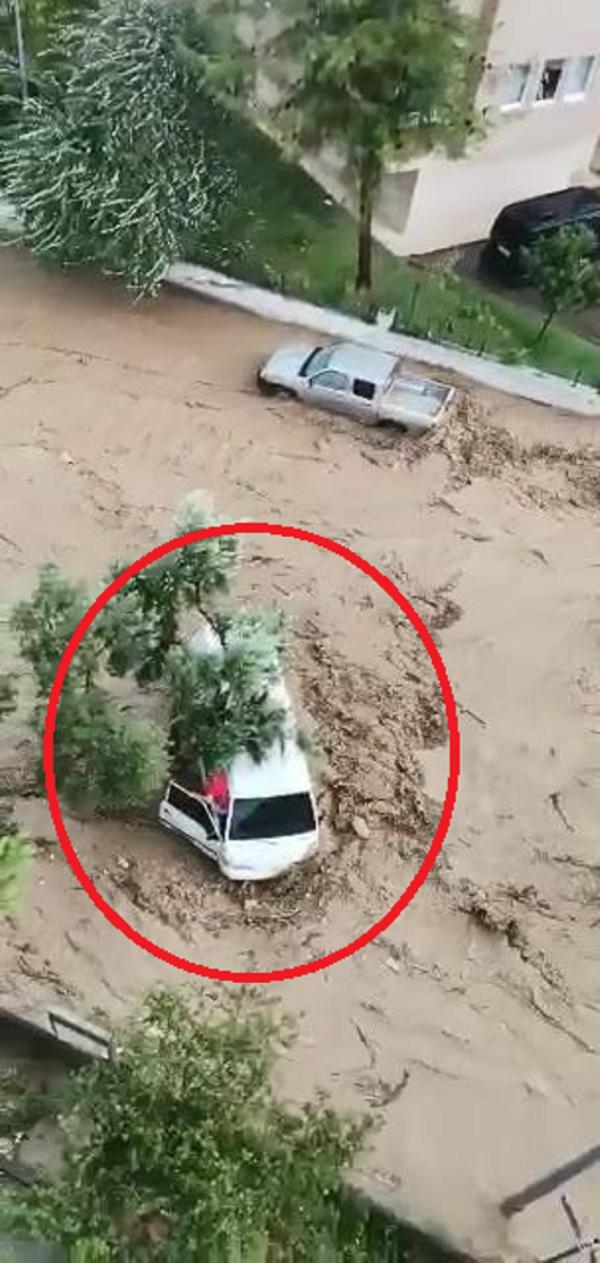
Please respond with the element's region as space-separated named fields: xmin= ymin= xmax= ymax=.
xmin=356 ymin=165 xmax=375 ymax=292
xmin=533 ymin=307 xmax=556 ymax=346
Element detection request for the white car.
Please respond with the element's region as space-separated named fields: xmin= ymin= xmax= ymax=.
xmin=257 ymin=340 xmax=454 ymax=433
xmin=158 ymin=624 xmax=319 ymax=882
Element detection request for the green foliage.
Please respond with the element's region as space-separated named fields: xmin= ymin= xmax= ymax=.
xmin=95 ymin=585 xmax=152 ymax=681
xmin=165 ymin=636 xmax=285 ymax=778
xmin=0 ymin=50 xmax=25 ymax=141
xmin=2 ymin=0 xmax=233 ymax=295
xmin=173 ymin=489 xmax=239 ymax=598
xmin=280 ymin=0 xmax=475 ymax=158
xmin=11 ymin=563 xmax=167 ymax=812
xmin=12 ymin=494 xmax=289 ymax=809
xmin=523 ymin=226 xmax=600 ymax=343
xmin=0 ymin=0 xmax=94 ymax=74
xmin=174 ymin=1 xmax=253 ymax=108
xmin=0 ymin=831 xmax=33 ymax=915
xmin=0 ymin=1062 xmax=53 ymax=1138
xmin=53 ymin=688 xmax=168 ymax=812
xmin=11 ymin=563 xmax=96 ymax=696
xmin=269 ymin=0 xmax=476 ymax=287
xmin=101 ymin=555 xmax=190 ymax=687
xmin=0 ymin=993 xmax=368 ymax=1259
xmin=21 ymin=0 xmax=95 ymax=60
xmin=104 ymin=499 xmax=286 ymax=779
xmin=102 ymin=492 xmax=238 ymax=684
xmin=215 ymin=605 xmax=285 ymax=685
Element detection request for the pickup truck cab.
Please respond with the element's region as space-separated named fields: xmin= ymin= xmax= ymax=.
xmin=158 ymin=624 xmax=318 ymax=881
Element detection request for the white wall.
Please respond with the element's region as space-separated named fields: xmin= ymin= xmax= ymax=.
xmin=489 ymin=0 xmax=600 ymax=59
xmin=381 ymin=0 xmax=600 ymax=253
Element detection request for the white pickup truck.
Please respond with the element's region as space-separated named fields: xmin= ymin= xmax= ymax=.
xmin=258 ymin=340 xmax=455 ymax=433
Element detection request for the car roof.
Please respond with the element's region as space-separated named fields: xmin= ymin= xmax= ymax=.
xmin=228 ymin=737 xmax=312 ymax=799
xmin=327 ymin=341 xmax=398 ymax=385
xmin=496 ymin=186 xmax=600 ymax=231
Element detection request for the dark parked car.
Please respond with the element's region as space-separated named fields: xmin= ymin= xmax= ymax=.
xmin=482 ymin=186 xmax=600 ymax=284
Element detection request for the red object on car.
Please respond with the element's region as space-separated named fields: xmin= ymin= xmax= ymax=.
xmin=202 ymin=770 xmax=230 ymax=813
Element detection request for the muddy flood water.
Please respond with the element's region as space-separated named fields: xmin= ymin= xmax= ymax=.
xmin=1 ymin=248 xmax=599 ymax=1260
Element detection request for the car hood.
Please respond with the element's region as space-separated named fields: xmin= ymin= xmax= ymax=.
xmin=262 ymin=344 xmax=315 ymax=379
xmin=220 ymin=830 xmax=318 ymax=882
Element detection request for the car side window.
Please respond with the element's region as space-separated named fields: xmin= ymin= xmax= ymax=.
xmin=167 ymin=783 xmax=219 ymax=838
xmin=353 ymin=378 xmax=376 ymax=401
xmin=310 ymin=369 xmax=348 ymax=392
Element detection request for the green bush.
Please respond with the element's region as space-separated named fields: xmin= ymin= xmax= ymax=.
xmin=0 ymin=994 xmax=369 ymax=1260
xmin=0 ymin=831 xmax=33 ymax=916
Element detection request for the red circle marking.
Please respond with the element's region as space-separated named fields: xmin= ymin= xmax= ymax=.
xmin=43 ymin=523 xmax=460 ymax=983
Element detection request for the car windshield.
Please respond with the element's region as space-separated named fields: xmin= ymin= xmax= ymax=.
xmin=228 ymin=793 xmax=316 ymax=841
xmin=300 ymin=346 xmax=333 ymax=377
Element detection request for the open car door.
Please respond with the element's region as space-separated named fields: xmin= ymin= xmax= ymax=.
xmin=159 ymin=781 xmax=221 ymax=859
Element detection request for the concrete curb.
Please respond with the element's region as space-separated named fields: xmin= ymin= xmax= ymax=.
xmin=2 ymin=186 xmax=596 ymax=418
xmin=167 ymin=262 xmax=600 ymax=419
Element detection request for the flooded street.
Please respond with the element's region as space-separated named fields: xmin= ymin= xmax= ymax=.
xmin=1 ymin=247 xmax=599 ymax=1260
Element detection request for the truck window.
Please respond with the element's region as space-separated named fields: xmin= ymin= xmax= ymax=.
xmin=353 ymin=378 xmax=375 ymax=401
xmin=310 ymin=369 xmax=348 ymax=392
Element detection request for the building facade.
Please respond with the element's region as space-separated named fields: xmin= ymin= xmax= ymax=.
xmin=292 ymin=0 xmax=600 ymax=256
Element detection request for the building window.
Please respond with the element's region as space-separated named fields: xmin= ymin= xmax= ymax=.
xmin=497 ymin=62 xmax=531 ymax=110
xmin=536 ymin=59 xmax=565 ymax=103
xmin=563 ymin=55 xmax=596 ymax=100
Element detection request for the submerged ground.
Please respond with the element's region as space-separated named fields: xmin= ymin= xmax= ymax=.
xmin=1 ymin=248 xmax=599 ymax=1260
